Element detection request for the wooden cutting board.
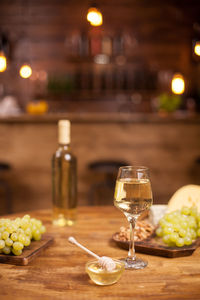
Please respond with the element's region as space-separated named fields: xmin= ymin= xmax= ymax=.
xmin=0 ymin=235 xmax=54 ymax=265
xmin=112 ymin=233 xmax=200 ymax=258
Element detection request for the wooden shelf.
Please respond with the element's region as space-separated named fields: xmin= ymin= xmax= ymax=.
xmin=0 ymin=112 xmax=199 ymax=124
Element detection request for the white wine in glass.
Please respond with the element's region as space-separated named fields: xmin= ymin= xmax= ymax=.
xmin=114 ymin=166 xmax=153 ymax=269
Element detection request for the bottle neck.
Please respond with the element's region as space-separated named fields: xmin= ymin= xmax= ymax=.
xmin=59 ymin=143 xmax=70 ymax=151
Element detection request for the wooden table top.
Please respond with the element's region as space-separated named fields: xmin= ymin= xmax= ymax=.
xmin=1 ymin=206 xmax=200 ymax=300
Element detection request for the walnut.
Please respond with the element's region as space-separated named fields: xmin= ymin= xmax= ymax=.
xmin=115 ymin=221 xmax=154 ymax=242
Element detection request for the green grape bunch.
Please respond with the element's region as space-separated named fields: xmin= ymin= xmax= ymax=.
xmin=0 ymin=215 xmax=46 ymax=256
xmin=156 ymin=206 xmax=200 ymax=247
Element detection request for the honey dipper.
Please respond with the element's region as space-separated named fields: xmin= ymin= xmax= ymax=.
xmin=68 ymin=236 xmax=116 ymax=271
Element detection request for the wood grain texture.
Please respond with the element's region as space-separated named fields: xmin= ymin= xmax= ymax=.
xmin=0 ymin=235 xmax=54 ymax=266
xmin=112 ymin=233 xmax=200 ymax=258
xmin=0 ymin=117 xmax=200 ymax=214
xmin=0 ymin=206 xmax=200 ymax=300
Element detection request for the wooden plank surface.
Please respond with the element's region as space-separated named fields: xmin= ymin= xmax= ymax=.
xmin=0 ymin=120 xmax=200 ymax=214
xmin=112 ymin=232 xmax=200 ymax=258
xmin=0 ymin=235 xmax=54 ymax=266
xmin=0 ymin=206 xmax=200 ymax=300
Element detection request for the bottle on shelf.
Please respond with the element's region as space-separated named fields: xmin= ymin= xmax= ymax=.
xmin=113 ymin=34 xmax=124 ymax=56
xmin=52 ymin=120 xmax=77 ymax=226
xmin=90 ymin=35 xmax=102 ymax=56
xmin=79 ymin=32 xmax=89 ymax=56
xmin=102 ymin=36 xmax=112 ymax=56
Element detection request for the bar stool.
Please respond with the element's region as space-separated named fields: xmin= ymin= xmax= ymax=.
xmin=0 ymin=162 xmax=12 ymax=214
xmin=88 ymin=160 xmax=129 ymax=206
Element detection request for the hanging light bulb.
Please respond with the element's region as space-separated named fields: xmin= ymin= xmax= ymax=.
xmin=171 ymin=73 xmax=185 ymax=95
xmin=87 ymin=7 xmax=103 ymax=26
xmin=19 ymin=64 xmax=32 ymax=79
xmin=194 ymin=41 xmax=200 ymax=56
xmin=0 ymin=52 xmax=7 ymax=72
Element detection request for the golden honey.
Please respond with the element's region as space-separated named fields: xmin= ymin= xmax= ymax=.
xmin=85 ymin=259 xmax=124 ymax=285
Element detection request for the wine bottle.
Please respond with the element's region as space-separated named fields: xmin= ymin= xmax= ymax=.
xmin=52 ymin=120 xmax=77 ymax=226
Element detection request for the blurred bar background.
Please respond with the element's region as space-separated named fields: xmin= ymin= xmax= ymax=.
xmin=0 ymin=0 xmax=199 ymax=214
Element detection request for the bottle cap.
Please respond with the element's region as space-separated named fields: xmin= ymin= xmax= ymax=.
xmin=58 ymin=120 xmax=70 ymax=144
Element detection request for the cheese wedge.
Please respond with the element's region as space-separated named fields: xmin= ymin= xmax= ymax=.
xmin=167 ymin=185 xmax=200 ymax=212
xmin=149 ymin=205 xmax=167 ymax=225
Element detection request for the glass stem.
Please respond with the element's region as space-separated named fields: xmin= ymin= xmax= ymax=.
xmin=128 ymin=217 xmax=136 ymax=261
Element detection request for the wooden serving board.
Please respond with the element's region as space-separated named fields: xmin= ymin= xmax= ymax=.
xmin=0 ymin=235 xmax=54 ymax=265
xmin=112 ymin=233 xmax=200 ymax=258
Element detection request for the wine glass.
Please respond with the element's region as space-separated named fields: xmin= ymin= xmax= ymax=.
xmin=114 ymin=166 xmax=153 ymax=269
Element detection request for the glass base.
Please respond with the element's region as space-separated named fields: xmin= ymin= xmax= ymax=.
xmin=52 ymin=217 xmax=75 ymax=226
xmin=120 ymin=257 xmax=148 ymax=270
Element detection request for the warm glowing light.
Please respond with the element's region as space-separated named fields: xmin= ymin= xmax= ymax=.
xmin=0 ymin=53 xmax=7 ymax=72
xmin=87 ymin=7 xmax=103 ymax=26
xmin=94 ymin=54 xmax=109 ymax=64
xmin=19 ymin=64 xmax=32 ymax=79
xmin=171 ymin=73 xmax=185 ymax=95
xmin=194 ymin=41 xmax=200 ymax=56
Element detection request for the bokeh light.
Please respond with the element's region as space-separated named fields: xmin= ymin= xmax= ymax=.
xmin=19 ymin=64 xmax=32 ymax=79
xmin=87 ymin=7 xmax=103 ymax=26
xmin=171 ymin=73 xmax=185 ymax=95
xmin=0 ymin=53 xmax=7 ymax=72
xmin=194 ymin=41 xmax=200 ymax=56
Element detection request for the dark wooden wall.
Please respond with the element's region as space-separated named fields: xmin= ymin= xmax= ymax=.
xmin=0 ymin=0 xmax=200 ymax=109
xmin=0 ymin=117 xmax=200 ymax=214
